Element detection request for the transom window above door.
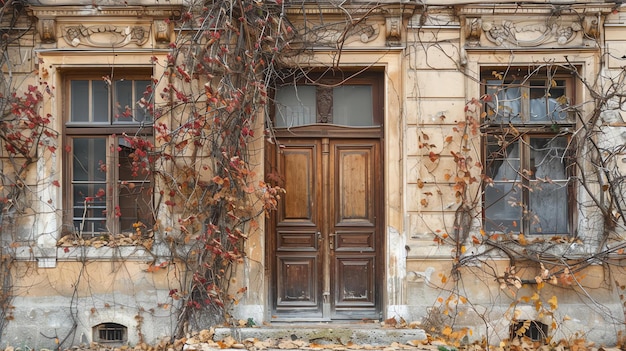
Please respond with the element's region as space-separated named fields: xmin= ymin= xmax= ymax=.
xmin=273 ymin=72 xmax=383 ymax=128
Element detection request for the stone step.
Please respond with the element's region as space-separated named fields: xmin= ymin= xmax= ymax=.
xmin=213 ymin=324 xmax=427 ymax=346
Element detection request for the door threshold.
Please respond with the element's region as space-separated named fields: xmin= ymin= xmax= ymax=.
xmin=268 ymin=320 xmax=382 ymax=327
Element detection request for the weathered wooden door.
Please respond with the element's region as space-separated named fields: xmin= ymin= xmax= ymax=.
xmin=269 ymin=137 xmax=382 ymax=320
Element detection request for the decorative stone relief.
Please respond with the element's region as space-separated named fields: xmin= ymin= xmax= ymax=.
xmin=465 ymin=18 xmax=482 ymax=46
xmin=153 ymin=19 xmax=171 ymax=43
xmin=38 ymin=18 xmax=56 ymax=43
xmin=582 ymin=16 xmax=600 ymax=39
xmin=385 ymin=16 xmax=401 ymax=46
xmin=305 ymin=22 xmax=380 ymax=46
xmin=480 ymin=20 xmax=582 ymax=47
xmin=317 ymin=87 xmax=333 ymax=124
xmin=62 ymin=24 xmax=150 ymax=47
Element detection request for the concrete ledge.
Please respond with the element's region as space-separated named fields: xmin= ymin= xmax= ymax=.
xmin=214 ymin=326 xmax=427 ymax=346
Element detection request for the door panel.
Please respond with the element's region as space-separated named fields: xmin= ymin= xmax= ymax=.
xmin=277 ymin=256 xmax=318 ymax=307
xmin=280 ymin=146 xmax=319 ymax=225
xmin=335 ymin=257 xmax=375 ymax=306
xmin=335 ymin=147 xmax=374 ymax=224
xmin=270 ymin=138 xmax=381 ymax=320
xmin=274 ymin=141 xmax=323 ymax=316
xmin=330 ymin=141 xmax=379 ymax=318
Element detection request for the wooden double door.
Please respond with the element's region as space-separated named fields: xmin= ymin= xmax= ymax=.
xmin=268 ymin=136 xmax=382 ymax=320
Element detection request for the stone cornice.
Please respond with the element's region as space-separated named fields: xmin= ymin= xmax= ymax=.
xmin=456 ymin=4 xmax=614 ymax=16
xmin=284 ymin=3 xmax=419 ymax=17
xmin=29 ymin=5 xmax=182 ymax=19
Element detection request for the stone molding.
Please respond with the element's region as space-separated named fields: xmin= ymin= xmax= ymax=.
xmin=63 ymin=24 xmax=150 ymax=47
xmin=463 ymin=15 xmax=604 ymax=48
xmin=480 ymin=20 xmax=582 ymax=47
xmin=457 ymin=3 xmax=612 ymax=48
xmin=29 ymin=5 xmax=181 ymax=44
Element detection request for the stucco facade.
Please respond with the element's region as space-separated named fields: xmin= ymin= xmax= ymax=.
xmin=2 ymin=0 xmax=626 ymax=347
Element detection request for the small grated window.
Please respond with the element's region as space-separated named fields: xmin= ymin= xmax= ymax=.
xmin=510 ymin=320 xmax=548 ymax=341
xmin=93 ymin=323 xmax=127 ymax=344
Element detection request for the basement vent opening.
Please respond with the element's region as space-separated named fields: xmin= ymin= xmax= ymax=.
xmin=93 ymin=323 xmax=127 ymax=344
xmin=510 ymin=320 xmax=548 ymax=341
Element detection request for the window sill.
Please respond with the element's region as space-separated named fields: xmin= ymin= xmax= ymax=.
xmin=13 ymin=240 xmax=163 ymax=265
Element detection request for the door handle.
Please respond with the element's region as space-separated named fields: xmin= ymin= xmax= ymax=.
xmin=329 ymin=233 xmax=336 ymax=250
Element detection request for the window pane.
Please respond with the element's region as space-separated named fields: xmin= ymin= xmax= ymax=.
xmin=486 ymin=137 xmax=520 ymax=181
xmin=71 ymin=80 xmax=89 ymax=122
xmin=73 ymin=138 xmax=106 ymax=181
xmin=333 ymin=86 xmax=374 ymax=126
xmin=529 ymin=85 xmax=568 ymax=122
xmin=114 ymin=80 xmax=134 ymax=123
xmin=92 ymin=80 xmax=109 ymax=123
xmin=529 ymin=181 xmax=568 ymax=234
xmin=485 ymin=137 xmax=522 ymax=233
xmin=73 ymin=183 xmax=107 ymax=234
xmin=134 ymin=80 xmax=152 ymax=122
xmin=72 ymin=137 xmax=107 ymax=236
xmin=118 ymin=139 xmax=153 ymax=233
xmin=485 ymin=80 xmax=521 ymax=123
xmin=275 ymin=85 xmax=316 ymax=127
xmin=528 ymin=137 xmax=569 ymax=234
xmin=485 ymin=182 xmax=522 ymax=233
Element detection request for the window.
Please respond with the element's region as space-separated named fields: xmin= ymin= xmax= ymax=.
xmin=484 ymin=70 xmax=572 ymax=124
xmin=510 ymin=320 xmax=548 ymax=342
xmin=93 ymin=322 xmax=127 ymax=344
xmin=483 ymin=67 xmax=575 ymax=235
xmin=65 ymin=71 xmax=154 ymax=237
xmin=273 ymin=72 xmax=383 ymax=127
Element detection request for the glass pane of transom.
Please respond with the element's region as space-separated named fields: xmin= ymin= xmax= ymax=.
xmin=485 ymin=80 xmax=521 ymax=124
xmin=92 ymin=80 xmax=109 ymax=123
xmin=134 ymin=80 xmax=152 ymax=122
xmin=529 ymin=80 xmax=568 ymax=122
xmin=70 ymin=80 xmax=89 ymax=122
xmin=333 ymin=86 xmax=373 ymax=126
xmin=275 ymin=85 xmax=316 ymax=127
xmin=114 ymin=80 xmax=134 ymax=123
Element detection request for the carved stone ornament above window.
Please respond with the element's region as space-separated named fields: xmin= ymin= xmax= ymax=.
xmin=62 ymin=24 xmax=150 ymax=47
xmin=463 ymin=15 xmax=606 ymax=48
xmin=302 ymin=22 xmax=380 ymax=47
xmin=480 ymin=20 xmax=582 ymax=47
xmin=39 ymin=18 xmax=56 ymax=43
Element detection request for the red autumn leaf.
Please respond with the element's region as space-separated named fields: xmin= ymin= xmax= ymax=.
xmin=95 ymin=188 xmax=106 ymax=198
xmin=429 ymin=151 xmax=439 ymax=162
xmin=51 ymin=180 xmax=60 ymax=187
xmin=175 ymin=140 xmax=189 ymax=150
xmin=65 ymin=144 xmax=72 ymax=153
